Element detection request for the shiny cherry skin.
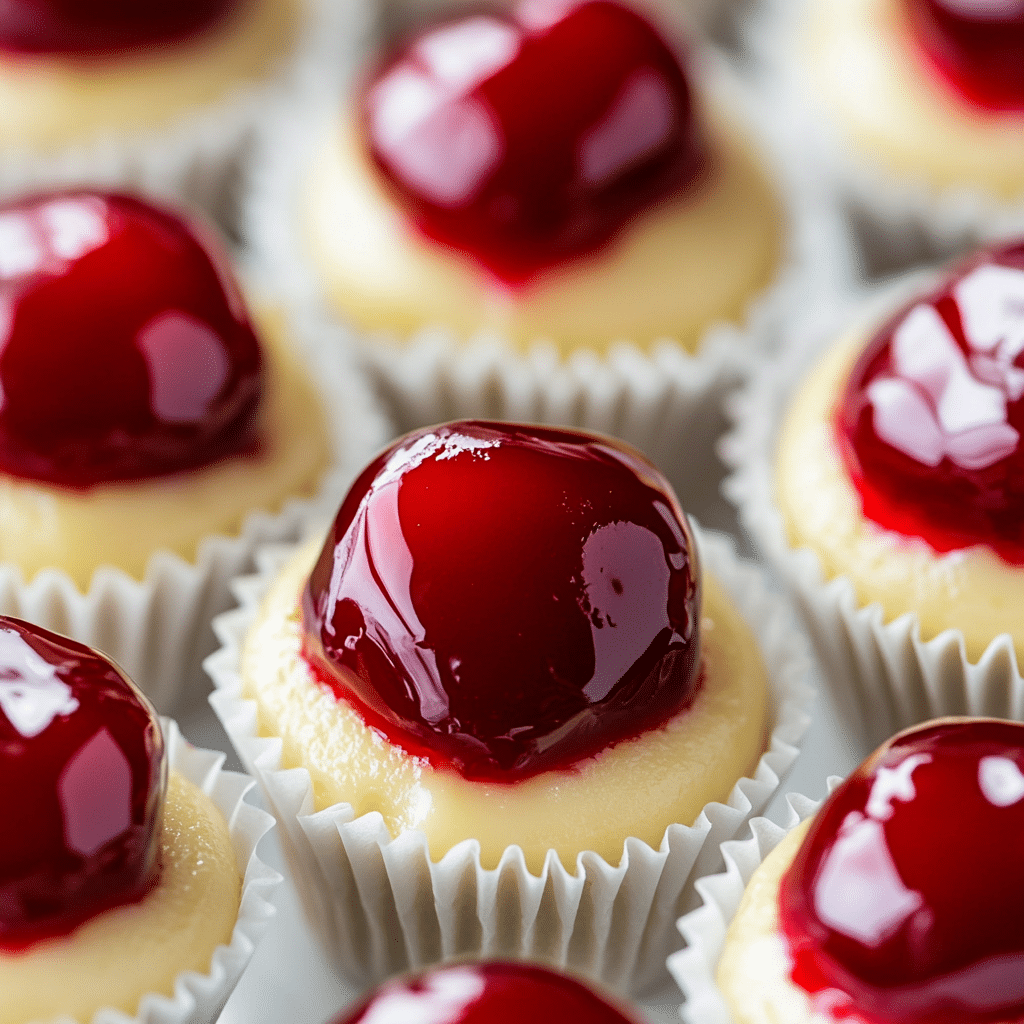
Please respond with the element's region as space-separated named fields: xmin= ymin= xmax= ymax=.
xmin=905 ymin=0 xmax=1024 ymax=111
xmin=0 ymin=190 xmax=263 ymax=489
xmin=779 ymin=719 xmax=1024 ymax=1024
xmin=0 ymin=616 xmax=165 ymax=949
xmin=835 ymin=241 xmax=1024 ymax=565
xmin=334 ymin=962 xmax=636 ymax=1024
xmin=360 ymin=0 xmax=705 ymax=286
xmin=0 ymin=0 xmax=238 ymax=55
xmin=302 ymin=421 xmax=703 ymax=782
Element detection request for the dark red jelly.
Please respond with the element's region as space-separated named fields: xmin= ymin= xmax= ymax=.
xmin=0 ymin=0 xmax=238 ymax=56
xmin=302 ymin=421 xmax=703 ymax=782
xmin=0 ymin=190 xmax=263 ymax=489
xmin=835 ymin=241 xmax=1024 ymax=565
xmin=360 ymin=0 xmax=706 ymax=286
xmin=778 ymin=719 xmax=1024 ymax=1024
xmin=905 ymin=0 xmax=1024 ymax=112
xmin=0 ymin=616 xmax=165 ymax=949
xmin=335 ymin=961 xmax=635 ymax=1024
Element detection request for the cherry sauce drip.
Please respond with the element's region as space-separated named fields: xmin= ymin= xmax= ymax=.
xmin=0 ymin=190 xmax=263 ymax=489
xmin=835 ymin=240 xmax=1024 ymax=564
xmin=779 ymin=719 xmax=1024 ymax=1024
xmin=361 ymin=0 xmax=706 ymax=286
xmin=0 ymin=0 xmax=239 ymax=55
xmin=301 ymin=421 xmax=703 ymax=782
xmin=905 ymin=0 xmax=1024 ymax=111
xmin=335 ymin=962 xmax=635 ymax=1024
xmin=0 ymin=616 xmax=165 ymax=949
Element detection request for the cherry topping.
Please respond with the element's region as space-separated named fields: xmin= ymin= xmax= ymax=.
xmin=335 ymin=962 xmax=635 ymax=1024
xmin=779 ymin=719 xmax=1024 ymax=1024
xmin=0 ymin=0 xmax=238 ymax=55
xmin=835 ymin=241 xmax=1024 ymax=564
xmin=361 ymin=0 xmax=705 ymax=286
xmin=0 ymin=616 xmax=165 ymax=949
xmin=0 ymin=190 xmax=262 ymax=489
xmin=302 ymin=421 xmax=703 ymax=782
xmin=905 ymin=0 xmax=1024 ymax=112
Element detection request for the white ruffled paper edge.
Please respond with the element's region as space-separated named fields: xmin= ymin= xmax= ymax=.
xmin=205 ymin=523 xmax=814 ymax=997
xmin=746 ymin=0 xmax=1024 ymax=278
xmin=50 ymin=716 xmax=282 ymax=1024
xmin=241 ymin=26 xmax=853 ymax=443
xmin=720 ymin=271 xmax=1024 ymax=751
xmin=667 ymin=782 xmax=841 ymax=1024
xmin=0 ymin=0 xmax=362 ymax=229
xmin=0 ymin=280 xmax=392 ymax=715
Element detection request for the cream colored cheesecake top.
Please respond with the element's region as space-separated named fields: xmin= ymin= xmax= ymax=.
xmin=242 ymin=536 xmax=769 ymax=872
xmin=803 ymin=0 xmax=1024 ymax=197
xmin=0 ymin=304 xmax=331 ymax=588
xmin=0 ymin=0 xmax=300 ymax=152
xmin=775 ymin=332 xmax=1024 ymax=663
xmin=716 ymin=819 xmax=815 ymax=1024
xmin=303 ymin=99 xmax=783 ymax=357
xmin=1 ymin=769 xmax=240 ymax=1024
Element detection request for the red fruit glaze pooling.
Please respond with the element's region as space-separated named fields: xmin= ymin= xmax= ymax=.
xmin=835 ymin=241 xmax=1024 ymax=564
xmin=301 ymin=420 xmax=703 ymax=782
xmin=360 ymin=0 xmax=706 ymax=286
xmin=0 ymin=190 xmax=263 ymax=489
xmin=0 ymin=616 xmax=165 ymax=949
xmin=335 ymin=961 xmax=635 ymax=1024
xmin=0 ymin=0 xmax=238 ymax=55
xmin=905 ymin=0 xmax=1024 ymax=112
xmin=778 ymin=719 xmax=1024 ymax=1024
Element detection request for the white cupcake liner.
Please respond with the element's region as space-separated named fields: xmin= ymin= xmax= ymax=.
xmin=71 ymin=715 xmax=281 ymax=1024
xmin=721 ymin=272 xmax=1024 ymax=751
xmin=748 ymin=0 xmax=1024 ymax=278
xmin=0 ymin=0 xmax=364 ymax=232
xmin=667 ymin=785 xmax=839 ymax=1024
xmin=0 ymin=282 xmax=392 ymax=715
xmin=205 ymin=523 xmax=814 ymax=997
xmin=242 ymin=28 xmax=852 ymax=475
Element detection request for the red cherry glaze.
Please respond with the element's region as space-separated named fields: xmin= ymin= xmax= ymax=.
xmin=905 ymin=0 xmax=1024 ymax=112
xmin=0 ymin=616 xmax=165 ymax=950
xmin=778 ymin=719 xmax=1024 ymax=1024
xmin=360 ymin=0 xmax=706 ymax=286
xmin=301 ymin=420 xmax=703 ymax=782
xmin=0 ymin=0 xmax=239 ymax=56
xmin=0 ymin=190 xmax=263 ymax=489
xmin=835 ymin=241 xmax=1024 ymax=564
xmin=335 ymin=962 xmax=635 ymax=1024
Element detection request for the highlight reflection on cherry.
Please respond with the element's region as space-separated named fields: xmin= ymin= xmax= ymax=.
xmin=0 ymin=190 xmax=262 ymax=488
xmin=361 ymin=0 xmax=705 ymax=285
xmin=779 ymin=719 xmax=1024 ymax=1024
xmin=0 ymin=617 xmax=165 ymax=949
xmin=836 ymin=240 xmax=1024 ymax=564
xmin=302 ymin=421 xmax=703 ymax=781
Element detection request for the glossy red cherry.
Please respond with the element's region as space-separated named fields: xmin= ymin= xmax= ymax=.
xmin=0 ymin=190 xmax=263 ymax=489
xmin=0 ymin=0 xmax=238 ymax=55
xmin=335 ymin=962 xmax=636 ymax=1024
xmin=361 ymin=0 xmax=705 ymax=286
xmin=905 ymin=0 xmax=1024 ymax=111
xmin=302 ymin=421 xmax=703 ymax=781
xmin=835 ymin=241 xmax=1024 ymax=565
xmin=779 ymin=719 xmax=1024 ymax=1024
xmin=0 ymin=617 xmax=165 ymax=949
